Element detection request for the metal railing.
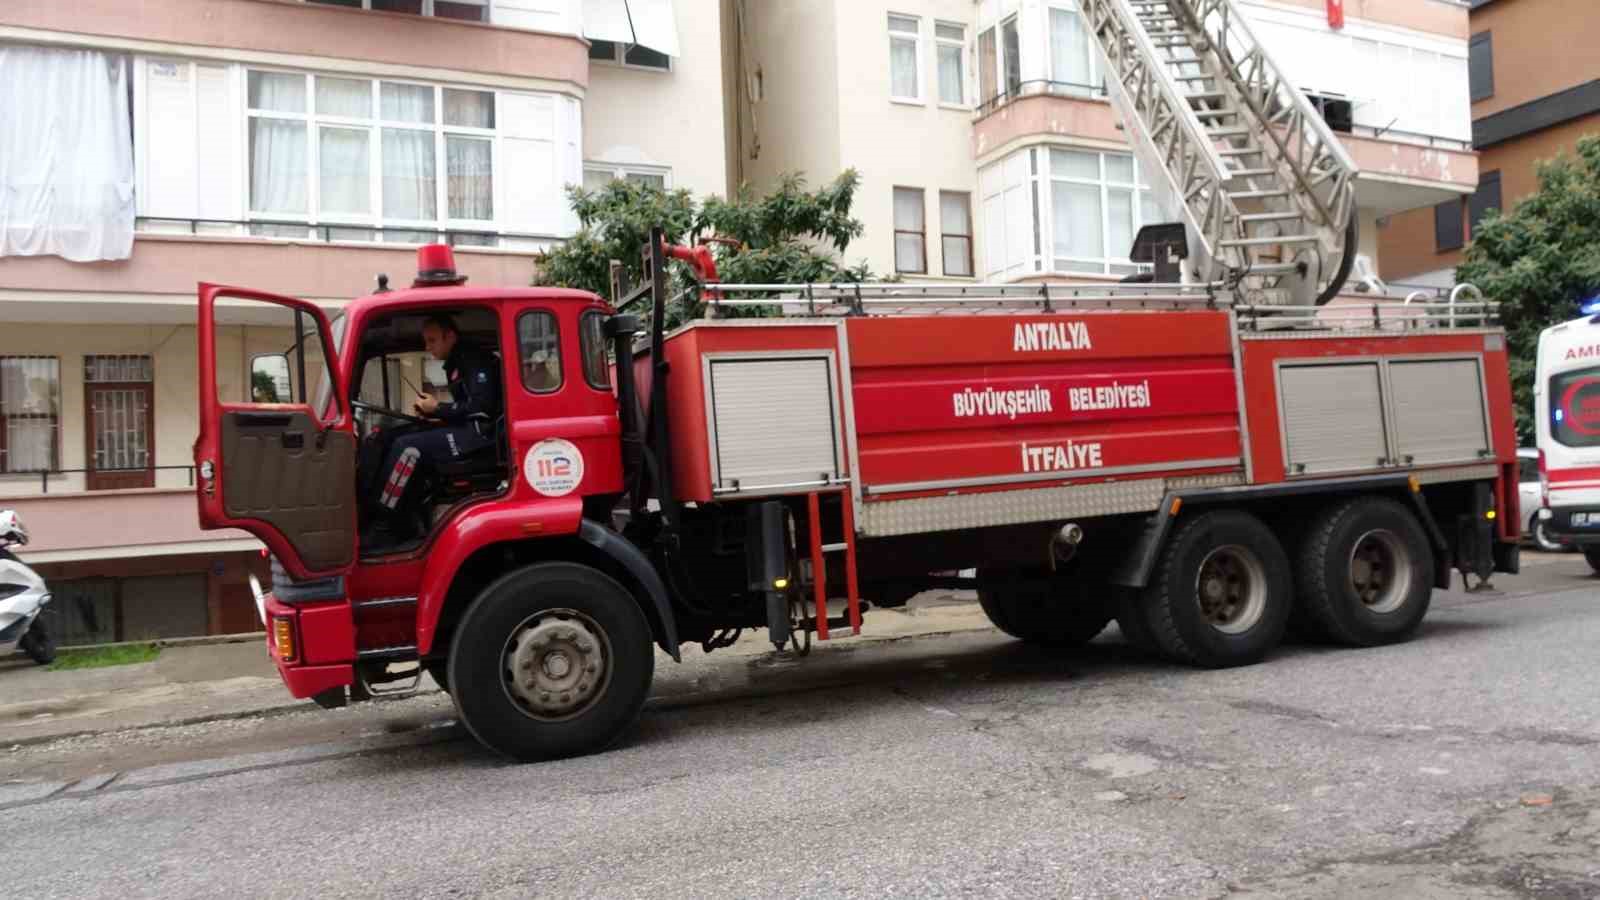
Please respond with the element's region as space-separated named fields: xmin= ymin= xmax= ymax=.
xmin=974 ymin=79 xmax=1110 ymax=118
xmin=1349 ymin=123 xmax=1473 ymax=152
xmin=0 ymin=465 xmax=195 ymax=495
xmin=1239 ymin=286 xmax=1497 ymax=331
xmin=135 ymin=217 xmax=559 ymax=250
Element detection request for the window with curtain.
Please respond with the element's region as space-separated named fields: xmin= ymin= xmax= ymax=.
xmin=583 ymin=164 xmax=670 ymax=191
xmin=940 ymin=192 xmax=973 ymax=277
xmin=246 ymin=70 xmax=499 ymax=241
xmin=1048 ymin=148 xmax=1156 ymax=275
xmin=894 ymin=187 xmax=926 ymax=274
xmin=1001 ymin=16 xmax=1022 ymax=100
xmin=0 ymin=357 xmax=60 ymax=473
xmin=935 ymin=22 xmax=966 ymax=106
xmin=888 ymin=15 xmax=921 ymax=102
xmin=1049 ymin=5 xmax=1096 ymax=94
xmin=309 ymin=0 xmax=487 ymax=20
xmin=978 ymin=27 xmax=998 ymax=106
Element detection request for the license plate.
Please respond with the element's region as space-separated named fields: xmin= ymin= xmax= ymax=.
xmin=1575 ymin=513 xmax=1599 ymax=528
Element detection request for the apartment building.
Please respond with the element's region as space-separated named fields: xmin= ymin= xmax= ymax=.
xmin=1381 ymin=0 xmax=1600 ymax=289
xmin=731 ymin=0 xmax=1479 ymax=290
xmin=0 ymin=0 xmax=726 ymax=644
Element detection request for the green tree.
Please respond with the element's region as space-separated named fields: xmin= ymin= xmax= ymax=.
xmin=533 ymin=170 xmax=872 ymax=328
xmin=1457 ymin=135 xmax=1600 ymax=442
xmin=251 ymin=369 xmax=281 ymax=404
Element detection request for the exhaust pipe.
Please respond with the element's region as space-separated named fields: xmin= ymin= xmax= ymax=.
xmin=1051 ymin=523 xmax=1084 ymax=566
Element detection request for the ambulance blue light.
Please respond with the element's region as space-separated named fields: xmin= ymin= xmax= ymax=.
xmin=1581 ymin=294 xmax=1600 ymax=316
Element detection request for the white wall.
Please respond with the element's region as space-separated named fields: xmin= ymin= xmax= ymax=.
xmin=583 ymin=2 xmax=732 ymax=198
xmin=735 ymin=0 xmax=843 ymax=200
xmin=831 ymin=0 xmax=979 ymax=279
xmin=1238 ymin=0 xmax=1471 ymax=144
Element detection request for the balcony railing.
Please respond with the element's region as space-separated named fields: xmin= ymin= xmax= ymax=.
xmin=975 ymin=79 xmax=1109 ymax=118
xmin=135 ymin=217 xmax=560 ymax=250
xmin=0 ymin=465 xmax=195 ymax=496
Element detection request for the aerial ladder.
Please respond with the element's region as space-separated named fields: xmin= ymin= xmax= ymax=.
xmin=1081 ymin=0 xmax=1361 ymax=305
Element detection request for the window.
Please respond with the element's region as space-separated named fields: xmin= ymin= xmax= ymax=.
xmin=582 ymin=163 xmax=669 ymax=191
xmin=1468 ymin=170 xmax=1502 ymax=239
xmin=888 ymin=15 xmax=921 ymax=102
xmin=84 ymin=355 xmax=155 ymax=490
xmin=518 ymin=312 xmax=563 ymax=393
xmin=893 ymin=187 xmax=927 ymax=274
xmin=587 ymin=40 xmax=672 ymax=71
xmin=940 ymin=192 xmax=973 ymax=277
xmin=0 ymin=356 xmax=59 ymax=474
xmin=1518 ymin=455 xmax=1539 ymax=484
xmin=979 ymin=150 xmax=1040 ymax=279
xmin=1550 ymin=365 xmax=1600 ymax=449
xmin=308 ymin=0 xmax=487 ymax=21
xmin=1469 ymin=32 xmax=1494 ymax=102
xmin=1434 ymin=198 xmax=1464 ymax=252
xmin=1047 ymin=148 xmax=1158 ymax=275
xmin=1049 ymin=5 xmax=1096 ymax=94
xmin=978 ymin=27 xmax=998 ymax=107
xmin=246 ymin=71 xmax=496 ymax=241
xmin=579 ymin=311 xmax=611 ymax=390
xmin=1001 ymin=16 xmax=1022 ymax=101
xmin=935 ymin=22 xmax=965 ymax=106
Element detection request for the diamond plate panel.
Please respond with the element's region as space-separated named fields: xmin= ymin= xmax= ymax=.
xmin=857 ymin=478 xmax=1169 ymax=537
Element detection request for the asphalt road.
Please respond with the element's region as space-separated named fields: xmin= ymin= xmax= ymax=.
xmin=3 ymin=552 xmax=1597 ymax=899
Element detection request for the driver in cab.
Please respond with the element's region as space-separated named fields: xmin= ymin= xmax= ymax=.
xmin=367 ymin=313 xmax=502 ymax=545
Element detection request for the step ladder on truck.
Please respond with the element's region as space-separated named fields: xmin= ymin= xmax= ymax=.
xmin=194 ymin=231 xmax=1520 ymax=761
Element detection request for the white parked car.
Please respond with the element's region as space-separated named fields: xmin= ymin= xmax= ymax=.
xmin=1518 ymin=447 xmax=1566 ymax=553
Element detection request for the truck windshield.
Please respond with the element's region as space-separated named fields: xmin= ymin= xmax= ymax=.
xmin=1551 ymin=364 xmax=1600 ymax=447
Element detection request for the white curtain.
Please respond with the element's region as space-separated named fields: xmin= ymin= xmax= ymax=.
xmin=890 ymin=34 xmax=918 ymax=98
xmin=1050 ymin=8 xmax=1092 ymax=89
xmin=1053 ymin=182 xmax=1103 ymax=262
xmin=319 ymin=127 xmax=370 ymax=215
xmin=444 ymin=88 xmax=494 ymax=128
xmin=0 ymin=45 xmax=134 ymax=262
xmin=316 ymin=76 xmax=371 ymax=118
xmin=383 ymin=129 xmax=436 ymax=221
xmin=248 ymin=73 xmax=309 ymax=214
xmin=938 ymin=44 xmax=963 ymax=105
xmin=447 ymin=137 xmax=493 ymax=220
xmin=893 ymin=188 xmax=925 ymax=272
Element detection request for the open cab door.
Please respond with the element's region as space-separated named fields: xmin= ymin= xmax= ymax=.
xmin=195 ymin=284 xmax=356 ymax=581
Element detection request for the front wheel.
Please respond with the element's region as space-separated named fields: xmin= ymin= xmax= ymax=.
xmin=447 ymin=563 xmax=654 ymax=762
xmin=20 ymin=619 xmax=55 ymax=665
xmin=1585 ymin=547 xmax=1600 ymax=575
xmin=1530 ymin=516 xmax=1564 ymax=554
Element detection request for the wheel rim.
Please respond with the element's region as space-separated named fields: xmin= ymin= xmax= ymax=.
xmin=1347 ymin=529 xmax=1412 ymax=614
xmin=1193 ymin=545 xmax=1267 ymax=635
xmin=1534 ymin=520 xmax=1558 ymax=551
xmin=501 ymin=608 xmax=612 ymax=721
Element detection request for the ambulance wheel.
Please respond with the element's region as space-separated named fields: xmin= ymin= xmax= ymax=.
xmin=1585 ymin=547 xmax=1600 ymax=575
xmin=1295 ymin=497 xmax=1433 ymax=647
xmin=447 ymin=562 xmax=654 ymax=762
xmin=976 ymin=568 xmax=1112 ymax=648
xmin=1138 ymin=510 xmax=1291 ymax=668
xmin=1530 ymin=515 xmax=1563 ymax=554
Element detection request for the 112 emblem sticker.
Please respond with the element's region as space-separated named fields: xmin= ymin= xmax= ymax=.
xmin=524 ymin=438 xmax=585 ymax=497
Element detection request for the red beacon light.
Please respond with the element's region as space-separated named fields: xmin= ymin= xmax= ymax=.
xmin=414 ymin=243 xmax=468 ymax=287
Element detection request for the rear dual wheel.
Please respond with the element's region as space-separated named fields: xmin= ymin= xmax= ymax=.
xmin=1294 ymin=497 xmax=1433 ymax=647
xmin=1137 ymin=510 xmax=1291 ymax=668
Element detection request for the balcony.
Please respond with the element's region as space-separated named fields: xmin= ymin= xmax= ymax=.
xmin=972 ymin=81 xmax=1122 ymax=161
xmin=3 ymin=0 xmax=587 ymax=89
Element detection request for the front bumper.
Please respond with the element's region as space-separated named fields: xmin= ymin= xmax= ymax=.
xmin=254 ymin=579 xmax=355 ymax=699
xmin=1545 ymin=506 xmax=1600 ymax=545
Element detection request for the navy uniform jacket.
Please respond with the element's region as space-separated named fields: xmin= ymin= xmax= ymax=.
xmin=437 ymin=343 xmax=503 ymax=430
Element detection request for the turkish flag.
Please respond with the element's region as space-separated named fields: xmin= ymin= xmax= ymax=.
xmin=1327 ymin=0 xmax=1345 ymax=29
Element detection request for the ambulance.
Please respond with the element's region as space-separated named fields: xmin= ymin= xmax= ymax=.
xmin=1534 ymin=301 xmax=1600 ymax=573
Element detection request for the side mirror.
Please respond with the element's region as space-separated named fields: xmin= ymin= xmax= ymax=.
xmin=250 ymin=354 xmax=291 ymax=403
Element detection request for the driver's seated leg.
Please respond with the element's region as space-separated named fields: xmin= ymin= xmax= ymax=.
xmin=365 ymin=425 xmax=491 ymax=549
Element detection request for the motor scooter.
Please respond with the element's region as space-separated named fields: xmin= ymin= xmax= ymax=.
xmin=0 ymin=510 xmax=54 ymax=665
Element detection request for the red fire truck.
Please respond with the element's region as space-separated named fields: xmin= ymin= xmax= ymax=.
xmin=195 ymin=231 xmax=1519 ymax=760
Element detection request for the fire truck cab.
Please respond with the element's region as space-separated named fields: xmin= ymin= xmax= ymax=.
xmin=196 ymin=239 xmax=1522 ymax=762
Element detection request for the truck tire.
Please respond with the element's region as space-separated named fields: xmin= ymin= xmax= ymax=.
xmin=1138 ymin=510 xmax=1292 ymax=668
xmin=1294 ymin=496 xmax=1434 ymax=647
xmin=1585 ymin=547 xmax=1600 ymax=575
xmin=447 ymin=562 xmax=654 ymax=762
xmin=976 ymin=568 xmax=1112 ymax=648
xmin=1114 ymin=590 xmax=1159 ymax=654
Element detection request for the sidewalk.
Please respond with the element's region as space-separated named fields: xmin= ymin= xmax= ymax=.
xmin=0 ymin=593 xmax=992 ymax=747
